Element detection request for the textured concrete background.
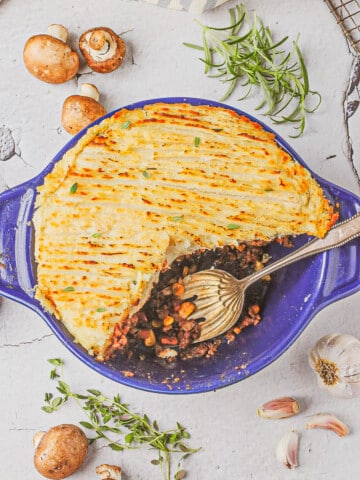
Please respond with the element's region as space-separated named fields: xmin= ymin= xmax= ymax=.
xmin=0 ymin=0 xmax=360 ymax=478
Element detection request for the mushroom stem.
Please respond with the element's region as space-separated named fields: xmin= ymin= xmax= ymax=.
xmin=80 ymin=83 xmax=100 ymax=102
xmin=96 ymin=464 xmax=122 ymax=480
xmin=47 ymin=24 xmax=68 ymax=43
xmin=89 ymin=30 xmax=107 ymax=52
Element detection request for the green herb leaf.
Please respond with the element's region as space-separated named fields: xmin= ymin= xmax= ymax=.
xmin=142 ymin=170 xmax=150 ymax=179
xmin=92 ymin=232 xmax=103 ymax=238
xmin=171 ymin=216 xmax=184 ymax=222
xmin=182 ymin=42 xmax=204 ymax=51
xmin=44 ymin=392 xmax=53 ymax=402
xmin=121 ymin=121 xmax=131 ymax=129
xmin=48 ymin=358 xmax=64 ymax=367
xmin=79 ymin=421 xmax=95 ymax=430
xmin=125 ymin=432 xmax=134 ymax=444
xmin=63 ymin=286 xmax=75 ymax=292
xmin=109 ymin=443 xmax=125 ymax=451
xmin=185 ymin=3 xmax=320 ymax=136
xmin=41 ymin=358 xmax=200 ymax=480
xmin=194 ymin=137 xmax=201 ymax=147
xmin=69 ymin=182 xmax=78 ymax=194
xmin=42 ymin=406 xmax=54 ymax=413
xmin=96 ymin=307 xmax=106 ymax=313
xmin=57 ymin=381 xmax=71 ymax=396
xmin=226 ymin=223 xmax=241 ymax=230
xmin=50 ymin=369 xmax=60 ymax=380
xmin=51 ymin=397 xmax=63 ymax=408
xmin=87 ymin=389 xmax=102 ymax=396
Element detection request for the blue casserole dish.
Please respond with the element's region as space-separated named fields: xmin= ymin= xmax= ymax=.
xmin=1 ymin=97 xmax=360 ymax=394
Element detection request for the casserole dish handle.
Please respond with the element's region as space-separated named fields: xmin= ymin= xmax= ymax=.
xmin=0 ymin=183 xmax=36 ymax=305
xmin=315 ymin=185 xmax=360 ymax=309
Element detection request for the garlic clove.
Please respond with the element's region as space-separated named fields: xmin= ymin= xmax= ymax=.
xmin=276 ymin=430 xmax=299 ymax=469
xmin=309 ymin=333 xmax=360 ymax=398
xmin=305 ymin=413 xmax=349 ymax=437
xmin=257 ymin=396 xmax=300 ymax=419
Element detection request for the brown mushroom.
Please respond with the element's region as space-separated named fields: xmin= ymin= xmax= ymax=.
xmin=33 ymin=424 xmax=88 ymax=479
xmin=79 ymin=27 xmax=126 ymax=73
xmin=96 ymin=464 xmax=122 ymax=480
xmin=23 ymin=24 xmax=79 ymax=84
xmin=61 ymin=83 xmax=107 ymax=135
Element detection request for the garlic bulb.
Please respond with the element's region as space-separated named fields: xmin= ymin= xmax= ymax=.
xmin=309 ymin=333 xmax=360 ymax=398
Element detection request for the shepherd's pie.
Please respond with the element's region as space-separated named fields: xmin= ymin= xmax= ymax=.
xmin=33 ymin=103 xmax=337 ymax=357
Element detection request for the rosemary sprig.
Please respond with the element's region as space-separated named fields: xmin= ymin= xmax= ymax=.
xmin=42 ymin=359 xmax=199 ymax=480
xmin=184 ymin=3 xmax=321 ymax=137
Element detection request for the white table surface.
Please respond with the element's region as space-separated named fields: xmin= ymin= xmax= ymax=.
xmin=1 ymin=0 xmax=360 ymax=479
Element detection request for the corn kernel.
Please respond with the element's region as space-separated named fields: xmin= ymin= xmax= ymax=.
xmin=172 ymin=282 xmax=185 ymax=297
xmin=163 ymin=316 xmax=174 ymax=327
xmin=144 ymin=329 xmax=156 ymax=347
xmin=178 ymin=301 xmax=195 ymax=319
xmin=249 ymin=304 xmax=260 ymax=315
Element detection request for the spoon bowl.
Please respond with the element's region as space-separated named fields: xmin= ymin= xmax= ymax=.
xmin=183 ymin=213 xmax=360 ymax=343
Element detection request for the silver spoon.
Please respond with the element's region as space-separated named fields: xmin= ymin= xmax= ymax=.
xmin=182 ymin=213 xmax=360 ymax=343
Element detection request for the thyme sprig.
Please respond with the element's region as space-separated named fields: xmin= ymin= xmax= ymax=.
xmin=42 ymin=359 xmax=199 ymax=480
xmin=184 ymin=3 xmax=321 ymax=137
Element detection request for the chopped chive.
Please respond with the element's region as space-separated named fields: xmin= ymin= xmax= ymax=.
xmin=194 ymin=137 xmax=201 ymax=147
xmin=70 ymin=182 xmax=78 ymax=194
xmin=96 ymin=307 xmax=106 ymax=313
xmin=121 ymin=121 xmax=131 ymax=129
xmin=63 ymin=286 xmax=75 ymax=292
xmin=142 ymin=170 xmax=150 ymax=179
xmin=92 ymin=232 xmax=103 ymax=238
xmin=227 ymin=223 xmax=241 ymax=230
xmin=264 ymin=187 xmax=274 ymax=192
xmin=171 ymin=216 xmax=184 ymax=222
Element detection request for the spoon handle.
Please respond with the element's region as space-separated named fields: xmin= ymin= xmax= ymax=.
xmin=244 ymin=213 xmax=360 ymax=285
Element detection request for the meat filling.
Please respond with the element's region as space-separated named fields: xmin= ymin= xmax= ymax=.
xmin=106 ymin=241 xmax=275 ymax=364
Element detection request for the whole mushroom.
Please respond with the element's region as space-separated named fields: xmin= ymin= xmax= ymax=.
xmin=33 ymin=424 xmax=88 ymax=479
xmin=23 ymin=24 xmax=79 ymax=84
xmin=61 ymin=83 xmax=107 ymax=135
xmin=79 ymin=26 xmax=126 ymax=73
